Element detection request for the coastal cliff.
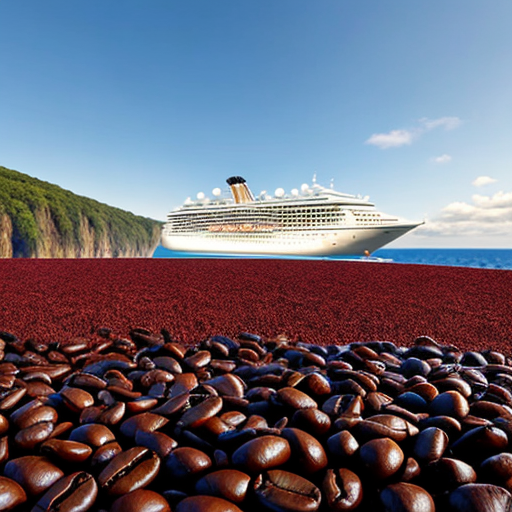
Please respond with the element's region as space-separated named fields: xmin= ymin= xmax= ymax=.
xmin=0 ymin=166 xmax=162 ymax=258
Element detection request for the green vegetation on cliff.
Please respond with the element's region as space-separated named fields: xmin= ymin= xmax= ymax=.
xmin=0 ymin=166 xmax=162 ymax=257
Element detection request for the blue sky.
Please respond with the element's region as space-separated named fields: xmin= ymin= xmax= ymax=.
xmin=1 ymin=1 xmax=511 ymax=248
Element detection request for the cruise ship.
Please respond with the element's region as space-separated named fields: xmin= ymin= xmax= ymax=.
xmin=161 ymin=176 xmax=422 ymax=256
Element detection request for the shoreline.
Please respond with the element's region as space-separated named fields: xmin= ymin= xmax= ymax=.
xmin=0 ymin=258 xmax=511 ymax=353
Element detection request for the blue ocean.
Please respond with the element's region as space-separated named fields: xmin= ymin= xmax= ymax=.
xmin=152 ymin=246 xmax=512 ymax=270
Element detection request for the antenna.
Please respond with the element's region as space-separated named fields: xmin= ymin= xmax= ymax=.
xmin=312 ymin=173 xmax=317 ymax=184
xmin=330 ymin=179 xmax=334 ymax=189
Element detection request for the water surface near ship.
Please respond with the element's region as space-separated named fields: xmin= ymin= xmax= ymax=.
xmin=152 ymin=246 xmax=512 ymax=270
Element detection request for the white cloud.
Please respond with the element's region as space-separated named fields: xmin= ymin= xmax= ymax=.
xmin=365 ymin=129 xmax=415 ymax=149
xmin=420 ymin=117 xmax=462 ymax=131
xmin=472 ymin=176 xmax=497 ymax=187
xmin=414 ymin=190 xmax=512 ymax=239
xmin=472 ymin=191 xmax=512 ymax=209
xmin=366 ymin=116 xmax=461 ymax=150
xmin=431 ymin=154 xmax=452 ymax=164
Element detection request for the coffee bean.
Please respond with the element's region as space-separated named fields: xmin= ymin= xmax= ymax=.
xmin=120 ymin=412 xmax=169 ymax=438
xmin=166 ymin=447 xmax=212 ymax=479
xmin=280 ymin=428 xmax=327 ymax=474
xmin=429 ymin=390 xmax=470 ymax=419
xmin=254 ymin=469 xmax=321 ymax=512
xmin=40 ymin=438 xmax=93 ymax=463
xmin=360 ymin=438 xmax=404 ymax=480
xmin=290 ymin=408 xmax=331 ymax=435
xmin=32 ymin=471 xmax=98 ymax=512
xmin=232 ymin=435 xmax=291 ymax=473
xmin=412 ymin=427 xmax=448 ymax=463
xmin=98 ymin=446 xmax=160 ymax=495
xmin=110 ymin=489 xmax=171 ymax=512
xmin=91 ymin=441 xmax=123 ymax=467
xmin=353 ymin=414 xmax=418 ymax=443
xmin=322 ymin=468 xmax=362 ymax=510
xmin=175 ymin=396 xmax=223 ymax=431
xmin=60 ymin=386 xmax=95 ymax=412
xmin=69 ymin=424 xmax=116 ymax=447
xmin=327 ymin=430 xmax=359 ymax=459
xmin=449 ymin=483 xmax=512 ymax=512
xmin=422 ymin=457 xmax=477 ymax=495
xmin=11 ymin=403 xmax=57 ymax=430
xmin=481 ymin=453 xmax=512 ymax=490
xmin=380 ymin=482 xmax=435 ymax=512
xmin=275 ymin=387 xmax=318 ymax=410
xmin=0 ymin=476 xmax=27 ymax=511
xmin=4 ymin=456 xmax=64 ymax=496
xmin=195 ymin=469 xmax=251 ymax=503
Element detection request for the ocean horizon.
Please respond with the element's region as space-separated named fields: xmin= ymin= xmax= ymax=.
xmin=152 ymin=246 xmax=512 ymax=271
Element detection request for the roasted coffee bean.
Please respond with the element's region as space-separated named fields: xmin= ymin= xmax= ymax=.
xmin=352 ymin=414 xmax=418 ymax=443
xmin=4 ymin=456 xmax=64 ymax=496
xmin=290 ymin=408 xmax=331 ymax=435
xmin=429 ymin=390 xmax=470 ymax=419
xmin=91 ymin=441 xmax=123 ymax=467
xmin=394 ymin=392 xmax=428 ymax=413
xmin=14 ymin=420 xmax=54 ymax=449
xmin=110 ymin=489 xmax=171 ymax=512
xmin=11 ymin=403 xmax=57 ymax=429
xmin=69 ymin=424 xmax=116 ymax=447
xmin=0 ymin=436 xmax=8 ymax=464
xmin=449 ymin=483 xmax=512 ymax=512
xmin=327 ymin=430 xmax=359 ymax=459
xmin=195 ymin=469 xmax=251 ymax=503
xmin=120 ymin=412 xmax=169 ymax=438
xmin=0 ymin=387 xmax=26 ymax=410
xmin=32 ymin=471 xmax=97 ymax=512
xmin=60 ymin=386 xmax=95 ymax=412
xmin=135 ymin=430 xmax=177 ymax=459
xmin=126 ymin=397 xmax=159 ymax=414
xmin=0 ymin=414 xmax=8 ymax=436
xmin=360 ymin=437 xmax=404 ymax=480
xmin=481 ymin=453 xmax=512 ymax=490
xmin=166 ymin=447 xmax=212 ymax=479
xmin=419 ymin=415 xmax=462 ymax=438
xmin=322 ymin=394 xmax=363 ymax=418
xmin=98 ymin=446 xmax=160 ymax=495
xmin=275 ymin=387 xmax=318 ymax=410
xmin=0 ymin=476 xmax=27 ymax=511
xmin=412 ymin=427 xmax=448 ymax=463
xmin=322 ymin=468 xmax=362 ymax=511
xmin=281 ymin=428 xmax=328 ymax=474
xmin=452 ymin=425 xmax=508 ymax=462
xmin=175 ymin=396 xmax=223 ymax=431
xmin=151 ymin=392 xmax=189 ymax=416
xmin=422 ymin=457 xmax=477 ymax=495
xmin=400 ymin=457 xmax=421 ymax=482
xmin=40 ymin=438 xmax=93 ymax=463
xmin=232 ymin=435 xmax=291 ymax=473
xmin=380 ymin=482 xmax=435 ymax=512
xmin=434 ymin=377 xmax=473 ymax=398
xmin=254 ymin=469 xmax=321 ymax=512
xmin=184 ymin=351 xmax=211 ymax=370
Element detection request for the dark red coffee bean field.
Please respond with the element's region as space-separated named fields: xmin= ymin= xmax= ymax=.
xmin=0 ymin=259 xmax=510 ymax=353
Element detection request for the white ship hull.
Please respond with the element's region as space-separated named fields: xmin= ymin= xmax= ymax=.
xmin=161 ymin=224 xmax=418 ymax=256
xmin=161 ymin=176 xmax=422 ymax=257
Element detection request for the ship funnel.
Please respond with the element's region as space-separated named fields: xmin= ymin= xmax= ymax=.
xmin=226 ymin=176 xmax=255 ymax=204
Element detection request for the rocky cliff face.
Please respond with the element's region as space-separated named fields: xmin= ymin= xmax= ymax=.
xmin=0 ymin=214 xmax=13 ymax=258
xmin=0 ymin=207 xmax=161 ymax=258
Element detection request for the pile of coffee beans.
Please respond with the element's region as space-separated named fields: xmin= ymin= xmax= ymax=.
xmin=2 ymin=328 xmax=512 ymax=511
